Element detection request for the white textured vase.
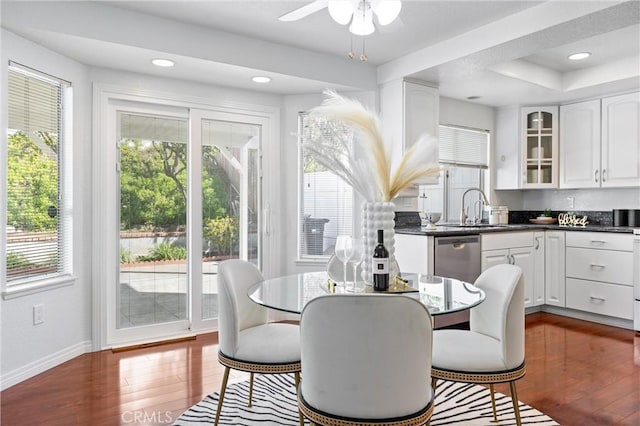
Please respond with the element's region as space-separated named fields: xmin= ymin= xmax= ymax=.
xmin=361 ymin=201 xmax=399 ymax=284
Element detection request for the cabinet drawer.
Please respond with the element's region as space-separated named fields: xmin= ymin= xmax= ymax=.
xmin=566 ymin=247 xmax=633 ymax=286
xmin=482 ymin=232 xmax=533 ymax=251
xmin=565 ymin=231 xmax=632 ymax=251
xmin=566 ymin=278 xmax=633 ymax=320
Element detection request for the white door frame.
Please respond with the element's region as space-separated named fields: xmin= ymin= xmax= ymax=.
xmin=92 ymin=84 xmax=280 ymax=350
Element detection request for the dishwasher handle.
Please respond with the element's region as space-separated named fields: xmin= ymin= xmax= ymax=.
xmin=436 ymin=236 xmax=480 ymax=246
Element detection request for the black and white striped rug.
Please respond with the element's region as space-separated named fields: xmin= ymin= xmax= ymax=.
xmin=174 ymin=374 xmax=558 ymax=425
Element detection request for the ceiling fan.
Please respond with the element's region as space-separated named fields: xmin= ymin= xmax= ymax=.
xmin=279 ymin=0 xmax=402 ymax=36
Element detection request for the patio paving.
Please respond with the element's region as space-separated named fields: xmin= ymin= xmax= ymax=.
xmin=119 ymin=261 xmax=219 ymax=328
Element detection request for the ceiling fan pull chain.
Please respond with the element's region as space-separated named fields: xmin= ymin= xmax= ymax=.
xmin=360 ymin=38 xmax=368 ymax=62
xmin=348 ymin=35 xmax=355 ymax=59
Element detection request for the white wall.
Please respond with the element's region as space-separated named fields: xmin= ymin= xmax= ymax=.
xmin=440 ymin=97 xmax=494 ymax=132
xmin=1 ymin=30 xmax=292 ymax=387
xmin=1 ymin=30 xmax=92 ymax=389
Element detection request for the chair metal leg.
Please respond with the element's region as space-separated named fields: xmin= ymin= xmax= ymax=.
xmin=214 ymin=366 xmax=231 ymax=426
xmin=295 ymin=372 xmax=303 ymax=426
xmin=248 ymin=372 xmax=255 ymax=407
xmin=489 ymin=384 xmax=498 ymax=423
xmin=509 ymin=381 xmax=522 ymax=426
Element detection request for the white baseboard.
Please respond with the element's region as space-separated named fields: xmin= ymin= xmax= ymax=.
xmin=541 ymin=306 xmax=634 ymax=330
xmin=1 ymin=340 xmax=92 ymax=391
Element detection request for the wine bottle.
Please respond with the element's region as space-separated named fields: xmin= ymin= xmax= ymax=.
xmin=372 ymin=229 xmax=389 ymax=291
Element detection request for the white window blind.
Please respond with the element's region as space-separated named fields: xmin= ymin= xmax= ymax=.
xmin=439 ymin=125 xmax=489 ymax=168
xmin=6 ymin=63 xmax=72 ymax=285
xmin=120 ymin=113 xmax=188 ymax=143
xmin=299 ymin=114 xmax=353 ymax=258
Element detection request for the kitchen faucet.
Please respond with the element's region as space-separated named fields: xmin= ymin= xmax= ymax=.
xmin=460 ymin=188 xmax=491 ymax=225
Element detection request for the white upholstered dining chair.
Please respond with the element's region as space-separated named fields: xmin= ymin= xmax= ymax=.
xmin=215 ymin=259 xmax=301 ymax=426
xmin=298 ymin=294 xmax=434 ymax=426
xmin=431 ymin=264 xmax=525 ymax=425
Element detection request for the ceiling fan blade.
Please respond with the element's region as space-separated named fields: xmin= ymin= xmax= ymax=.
xmin=278 ymin=0 xmax=329 ymax=22
xmin=378 ymin=15 xmax=404 ymax=34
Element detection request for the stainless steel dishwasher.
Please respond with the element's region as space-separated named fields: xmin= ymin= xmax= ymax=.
xmin=433 ymin=235 xmax=481 ymax=328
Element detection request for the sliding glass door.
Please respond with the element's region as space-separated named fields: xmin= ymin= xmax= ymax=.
xmin=107 ymin=104 xmax=263 ymax=345
xmin=200 ymin=116 xmax=262 ymax=321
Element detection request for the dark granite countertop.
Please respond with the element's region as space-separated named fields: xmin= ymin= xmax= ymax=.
xmin=395 ymin=223 xmax=639 ymax=236
xmin=394 ymin=210 xmax=639 ymax=236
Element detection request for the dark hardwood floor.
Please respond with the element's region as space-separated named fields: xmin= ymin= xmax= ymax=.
xmin=1 ymin=312 xmax=638 ymax=425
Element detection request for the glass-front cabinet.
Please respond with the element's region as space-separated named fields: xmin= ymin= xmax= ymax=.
xmin=521 ymin=106 xmax=558 ymax=188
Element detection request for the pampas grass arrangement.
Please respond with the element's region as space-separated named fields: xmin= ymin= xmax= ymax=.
xmin=304 ymin=90 xmax=440 ymax=202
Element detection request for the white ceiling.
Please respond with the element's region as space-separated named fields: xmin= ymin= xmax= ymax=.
xmin=2 ymin=0 xmax=639 ymax=107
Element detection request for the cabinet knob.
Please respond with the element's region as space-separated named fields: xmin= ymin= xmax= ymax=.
xmin=594 ymin=169 xmax=599 ymax=183
xmin=602 ymin=169 xmax=606 ymax=182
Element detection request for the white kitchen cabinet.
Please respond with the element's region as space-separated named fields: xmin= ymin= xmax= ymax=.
xmin=544 ymin=231 xmax=565 ymax=307
xmin=394 ymin=233 xmax=434 ymax=275
xmin=494 ymin=105 xmax=558 ymax=189
xmin=565 ymin=232 xmax=633 ymax=320
xmin=481 ymin=232 xmax=538 ymax=307
xmin=559 ymin=100 xmax=601 ymax=188
xmin=533 ymin=232 xmax=545 ymax=306
xmin=601 ymin=92 xmax=640 ymax=187
xmin=521 ymin=106 xmax=558 ymax=188
xmin=494 ymin=106 xmax=520 ymax=189
xmin=379 ymin=79 xmax=439 ymax=185
xmin=560 ymin=92 xmax=640 ymax=189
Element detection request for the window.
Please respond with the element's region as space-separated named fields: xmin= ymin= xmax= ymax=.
xmin=4 ymin=63 xmax=72 ymax=290
xmin=419 ymin=125 xmax=489 ymax=222
xmin=298 ymin=113 xmax=353 ymax=259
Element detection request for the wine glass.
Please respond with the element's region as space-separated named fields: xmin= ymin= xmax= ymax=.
xmin=334 ymin=235 xmax=353 ymax=287
xmin=347 ymin=238 xmax=364 ymax=292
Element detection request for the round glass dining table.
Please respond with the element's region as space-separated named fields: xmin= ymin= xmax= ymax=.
xmin=247 ymin=272 xmax=485 ymax=316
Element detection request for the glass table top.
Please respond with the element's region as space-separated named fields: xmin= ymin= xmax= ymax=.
xmin=248 ymin=272 xmax=485 ymax=315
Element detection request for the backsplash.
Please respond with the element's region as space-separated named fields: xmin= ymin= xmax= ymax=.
xmin=509 ymin=210 xmax=612 ymax=226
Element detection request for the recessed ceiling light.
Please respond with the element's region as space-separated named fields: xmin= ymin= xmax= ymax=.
xmin=252 ymin=76 xmax=271 ymax=84
xmin=568 ymin=52 xmax=591 ymax=61
xmin=151 ymin=58 xmax=175 ymax=67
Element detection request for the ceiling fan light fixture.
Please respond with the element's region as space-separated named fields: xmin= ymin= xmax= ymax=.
xmin=349 ymin=4 xmax=375 ymax=36
xmin=328 ymin=0 xmax=354 ymax=25
xmin=372 ymin=0 xmax=401 ymax=26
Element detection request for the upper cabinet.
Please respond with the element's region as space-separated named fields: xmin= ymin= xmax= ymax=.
xmin=560 ymin=92 xmax=640 ymax=188
xmin=379 ymin=79 xmax=439 ymax=184
xmin=494 ymin=106 xmax=520 ymax=189
xmin=522 ymin=106 xmax=558 ymax=188
xmin=601 ymin=92 xmax=640 ymax=187
xmin=559 ymin=100 xmax=601 ymax=188
xmin=494 ymin=105 xmax=558 ymax=189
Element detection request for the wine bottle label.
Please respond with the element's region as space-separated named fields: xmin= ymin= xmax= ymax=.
xmin=372 ymin=258 xmax=389 ymax=274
